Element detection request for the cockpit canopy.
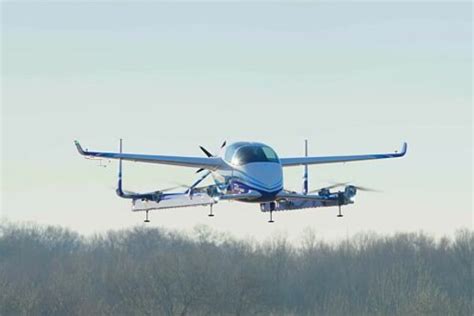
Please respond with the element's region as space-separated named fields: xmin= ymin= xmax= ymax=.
xmin=224 ymin=142 xmax=279 ymax=166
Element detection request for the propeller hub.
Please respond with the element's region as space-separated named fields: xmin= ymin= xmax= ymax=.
xmin=344 ymin=185 xmax=357 ymax=198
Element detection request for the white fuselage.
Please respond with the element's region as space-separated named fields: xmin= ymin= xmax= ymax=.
xmin=213 ymin=142 xmax=284 ymax=202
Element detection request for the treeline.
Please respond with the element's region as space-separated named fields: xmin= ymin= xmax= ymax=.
xmin=0 ymin=223 xmax=472 ymax=316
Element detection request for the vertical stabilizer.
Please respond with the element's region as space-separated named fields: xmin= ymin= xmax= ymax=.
xmin=116 ymin=139 xmax=124 ymax=197
xmin=303 ymin=139 xmax=308 ymax=195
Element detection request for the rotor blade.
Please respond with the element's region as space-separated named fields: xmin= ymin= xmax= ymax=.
xmin=122 ymin=189 xmax=138 ymax=195
xmin=328 ymin=181 xmax=351 ymax=188
xmin=168 ymin=170 xmax=212 ymax=192
xmin=353 ymin=185 xmax=380 ymax=192
xmin=199 ymin=146 xmax=213 ymax=157
xmin=114 ymin=185 xmax=185 ymax=194
xmin=187 ymin=170 xmax=212 ymax=192
xmin=196 ymin=168 xmax=205 ymax=173
xmin=108 ymin=185 xmax=138 ymax=195
xmin=160 ymin=185 xmax=188 ymax=192
xmin=308 ymin=182 xmax=350 ymax=193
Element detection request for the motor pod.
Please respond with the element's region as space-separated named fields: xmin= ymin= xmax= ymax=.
xmin=318 ymin=188 xmax=331 ymax=197
xmin=206 ymin=185 xmax=220 ymax=198
xmin=344 ymin=185 xmax=357 ymax=199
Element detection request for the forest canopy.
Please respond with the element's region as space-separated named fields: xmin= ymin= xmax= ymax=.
xmin=0 ymin=223 xmax=472 ymax=316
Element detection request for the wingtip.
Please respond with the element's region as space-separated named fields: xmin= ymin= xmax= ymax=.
xmin=74 ymin=140 xmax=85 ymax=155
xmin=401 ymin=142 xmax=408 ymax=156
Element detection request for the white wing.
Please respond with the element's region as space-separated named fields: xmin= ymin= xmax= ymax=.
xmin=75 ymin=141 xmax=223 ymax=170
xmin=280 ymin=142 xmax=407 ymax=167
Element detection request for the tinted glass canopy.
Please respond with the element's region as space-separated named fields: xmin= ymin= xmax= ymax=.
xmin=225 ymin=143 xmax=279 ymax=165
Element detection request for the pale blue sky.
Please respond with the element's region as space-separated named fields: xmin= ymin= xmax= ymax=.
xmin=1 ymin=2 xmax=472 ymax=241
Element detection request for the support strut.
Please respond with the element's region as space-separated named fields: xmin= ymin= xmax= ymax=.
xmin=268 ymin=201 xmax=276 ymax=223
xmin=208 ymin=204 xmax=214 ymax=217
xmin=268 ymin=210 xmax=274 ymax=223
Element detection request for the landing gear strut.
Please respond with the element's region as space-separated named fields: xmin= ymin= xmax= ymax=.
xmin=337 ymin=192 xmax=344 ymax=218
xmin=208 ymin=204 xmax=214 ymax=217
xmin=268 ymin=211 xmax=274 ymax=223
xmin=144 ymin=210 xmax=150 ymax=223
xmin=268 ymin=202 xmax=275 ymax=223
xmin=337 ymin=204 xmax=343 ymax=218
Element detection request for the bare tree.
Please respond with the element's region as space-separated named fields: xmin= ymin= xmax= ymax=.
xmin=0 ymin=222 xmax=472 ymax=316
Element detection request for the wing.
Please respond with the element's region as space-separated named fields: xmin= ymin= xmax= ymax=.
xmin=74 ymin=141 xmax=223 ymax=170
xmin=280 ymin=142 xmax=407 ymax=167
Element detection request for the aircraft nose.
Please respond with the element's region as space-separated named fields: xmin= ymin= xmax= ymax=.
xmin=239 ymin=162 xmax=283 ymax=191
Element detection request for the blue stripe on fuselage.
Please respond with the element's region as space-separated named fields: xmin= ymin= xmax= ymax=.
xmin=232 ymin=181 xmax=282 ymax=202
xmin=232 ymin=169 xmax=282 ymax=191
